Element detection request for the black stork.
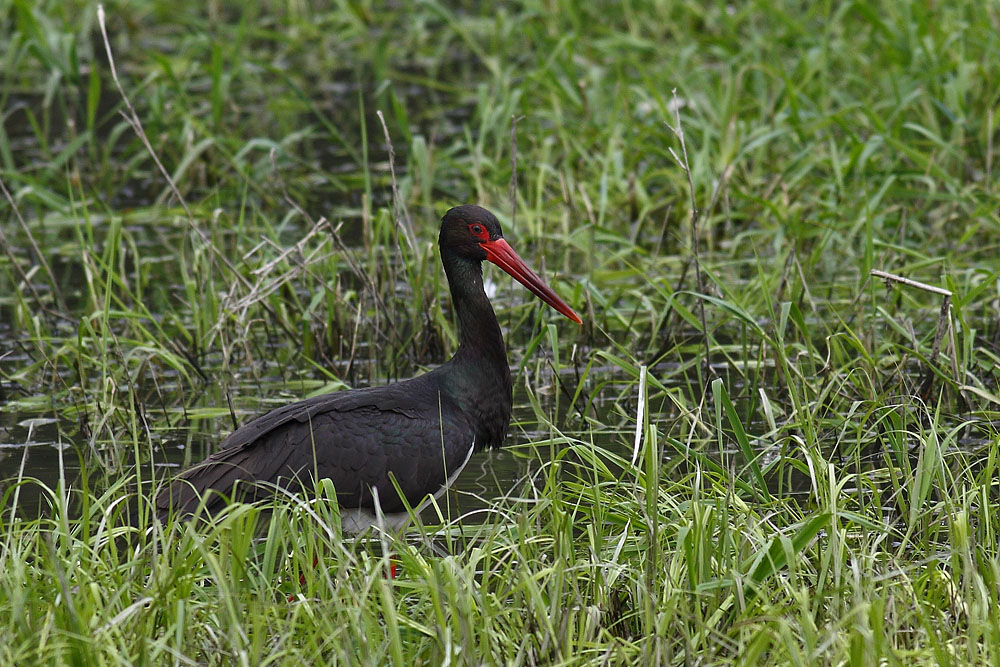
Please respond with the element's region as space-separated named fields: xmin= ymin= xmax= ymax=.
xmin=156 ymin=205 xmax=582 ymax=529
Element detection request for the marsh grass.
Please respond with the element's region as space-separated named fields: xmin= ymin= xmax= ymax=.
xmin=2 ymin=0 xmax=1000 ymax=664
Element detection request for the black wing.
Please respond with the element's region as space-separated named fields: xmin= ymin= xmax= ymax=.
xmin=156 ymin=374 xmax=474 ymax=519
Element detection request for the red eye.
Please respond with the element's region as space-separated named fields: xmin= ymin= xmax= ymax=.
xmin=468 ymin=223 xmax=488 ymax=241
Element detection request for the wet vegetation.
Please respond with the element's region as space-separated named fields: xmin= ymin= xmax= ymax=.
xmin=2 ymin=0 xmax=1000 ymax=663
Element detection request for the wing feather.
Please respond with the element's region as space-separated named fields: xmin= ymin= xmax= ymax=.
xmin=156 ymin=372 xmax=475 ymax=520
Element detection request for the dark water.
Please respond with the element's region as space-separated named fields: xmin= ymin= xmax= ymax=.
xmin=0 ymin=417 xmax=78 ymax=517
xmin=0 ymin=372 xmax=627 ymax=522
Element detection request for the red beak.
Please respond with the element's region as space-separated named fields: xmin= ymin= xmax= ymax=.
xmin=481 ymin=238 xmax=582 ymax=324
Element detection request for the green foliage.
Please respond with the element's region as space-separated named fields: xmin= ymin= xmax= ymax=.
xmin=2 ymin=0 xmax=1000 ymax=664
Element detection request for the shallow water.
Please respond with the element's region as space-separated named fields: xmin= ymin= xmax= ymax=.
xmin=0 ymin=365 xmax=629 ymax=522
xmin=0 ymin=34 xmax=965 ymax=523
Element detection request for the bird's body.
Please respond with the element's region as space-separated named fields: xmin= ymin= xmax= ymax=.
xmin=156 ymin=205 xmax=580 ymax=528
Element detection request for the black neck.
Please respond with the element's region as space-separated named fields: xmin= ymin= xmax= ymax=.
xmin=441 ymin=253 xmax=502 ymax=356
xmin=439 ymin=249 xmax=513 ymax=449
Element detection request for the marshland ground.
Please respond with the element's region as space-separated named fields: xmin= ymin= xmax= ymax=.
xmin=2 ymin=0 xmax=1000 ymax=664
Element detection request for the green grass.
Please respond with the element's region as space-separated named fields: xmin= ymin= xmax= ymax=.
xmin=2 ymin=0 xmax=1000 ymax=663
